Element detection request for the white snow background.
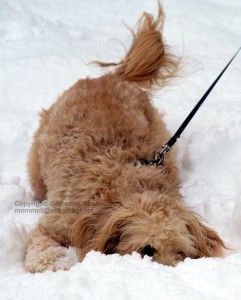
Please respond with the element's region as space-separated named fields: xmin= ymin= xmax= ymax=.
xmin=0 ymin=0 xmax=241 ymax=299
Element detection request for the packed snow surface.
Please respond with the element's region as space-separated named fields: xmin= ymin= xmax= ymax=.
xmin=0 ymin=0 xmax=241 ymax=299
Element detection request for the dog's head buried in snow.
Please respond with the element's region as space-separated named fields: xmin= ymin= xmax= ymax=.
xmin=26 ymin=4 xmax=226 ymax=272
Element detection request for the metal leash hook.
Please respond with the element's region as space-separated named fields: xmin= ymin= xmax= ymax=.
xmin=154 ymin=143 xmax=172 ymax=166
xmin=139 ymin=143 xmax=172 ymax=166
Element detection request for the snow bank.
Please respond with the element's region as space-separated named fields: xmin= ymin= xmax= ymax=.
xmin=0 ymin=0 xmax=241 ymax=299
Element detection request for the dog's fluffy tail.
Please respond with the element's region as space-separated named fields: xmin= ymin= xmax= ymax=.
xmin=94 ymin=3 xmax=179 ymax=89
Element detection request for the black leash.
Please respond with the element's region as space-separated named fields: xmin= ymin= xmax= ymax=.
xmin=140 ymin=47 xmax=241 ymax=166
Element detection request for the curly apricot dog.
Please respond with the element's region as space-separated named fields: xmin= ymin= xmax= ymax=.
xmin=25 ymin=5 xmax=226 ymax=272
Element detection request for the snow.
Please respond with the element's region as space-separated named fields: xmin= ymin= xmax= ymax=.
xmin=0 ymin=0 xmax=241 ymax=299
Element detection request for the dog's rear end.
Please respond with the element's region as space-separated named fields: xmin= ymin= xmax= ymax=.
xmin=25 ymin=4 xmax=226 ymax=273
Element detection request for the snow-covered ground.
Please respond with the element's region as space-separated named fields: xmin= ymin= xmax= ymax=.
xmin=0 ymin=0 xmax=241 ymax=299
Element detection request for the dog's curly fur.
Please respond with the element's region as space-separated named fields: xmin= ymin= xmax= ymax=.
xmin=25 ymin=4 xmax=226 ymax=273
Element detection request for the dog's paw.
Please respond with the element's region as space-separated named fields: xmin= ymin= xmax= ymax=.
xmin=25 ymin=227 xmax=79 ymax=273
xmin=25 ymin=245 xmax=75 ymax=273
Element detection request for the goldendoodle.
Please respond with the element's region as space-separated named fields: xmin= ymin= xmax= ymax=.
xmin=25 ymin=4 xmax=226 ymax=273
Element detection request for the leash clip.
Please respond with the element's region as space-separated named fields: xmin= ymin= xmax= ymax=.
xmin=154 ymin=144 xmax=172 ymax=166
xmin=138 ymin=143 xmax=171 ymax=166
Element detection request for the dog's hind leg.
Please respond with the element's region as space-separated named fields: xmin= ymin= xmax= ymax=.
xmin=27 ymin=110 xmax=50 ymax=201
xmin=25 ymin=226 xmax=77 ymax=273
xmin=27 ymin=139 xmax=47 ymax=201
